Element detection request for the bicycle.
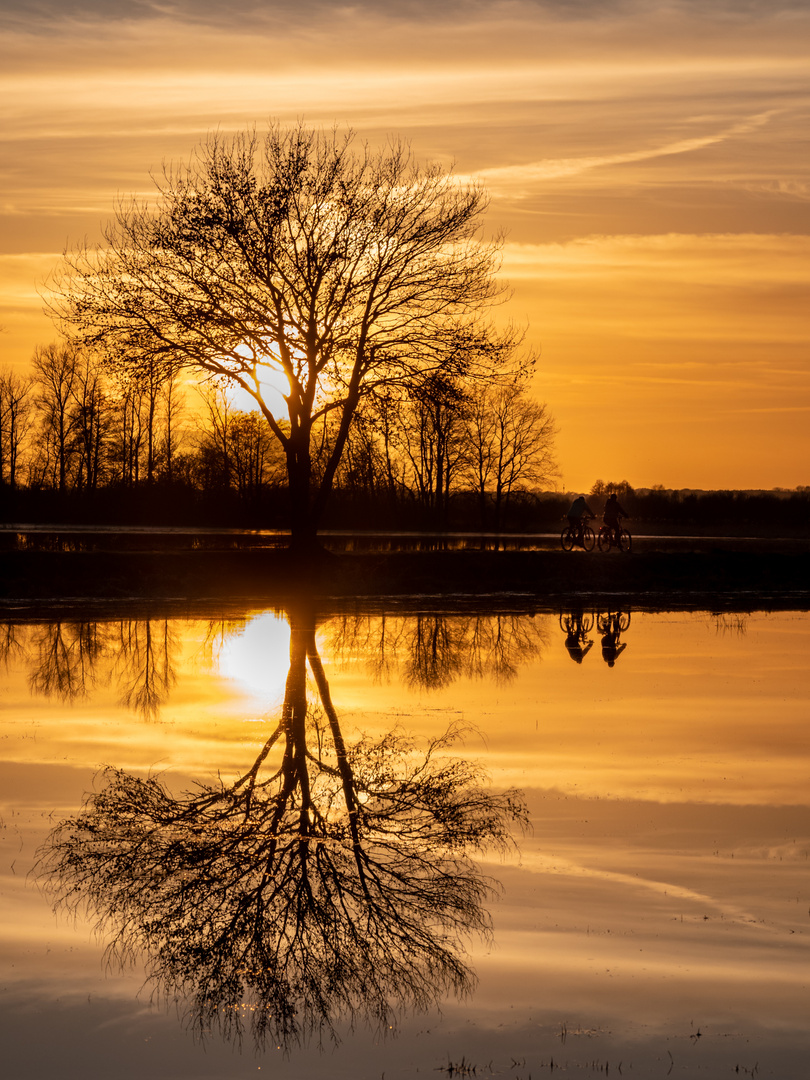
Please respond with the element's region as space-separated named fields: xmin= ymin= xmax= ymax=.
xmin=561 ymin=521 xmax=595 ymax=551
xmin=597 ymin=521 xmax=631 ymax=553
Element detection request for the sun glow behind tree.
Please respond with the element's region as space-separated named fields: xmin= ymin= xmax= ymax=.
xmin=51 ymin=123 xmax=512 ymax=546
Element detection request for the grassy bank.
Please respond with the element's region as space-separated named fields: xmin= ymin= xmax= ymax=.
xmin=1 ymin=546 xmax=808 ymax=608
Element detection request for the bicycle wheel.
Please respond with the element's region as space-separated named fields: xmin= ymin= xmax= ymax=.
xmin=581 ymin=612 xmax=595 ymax=633
xmin=561 ymin=527 xmax=575 ymax=551
xmin=618 ymin=529 xmax=632 ymax=552
xmin=582 ymin=526 xmax=595 ymax=551
xmin=597 ymin=527 xmax=612 ymax=552
xmin=618 ymin=611 xmax=631 ymax=632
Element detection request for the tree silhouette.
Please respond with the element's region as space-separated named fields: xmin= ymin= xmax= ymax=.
xmin=38 ymin=605 xmax=526 ymax=1049
xmin=31 ymin=342 xmax=80 ymax=492
xmin=0 ymin=366 xmax=36 ymax=489
xmin=464 ymin=380 xmax=559 ymax=532
xmin=51 ymin=124 xmax=506 ymax=549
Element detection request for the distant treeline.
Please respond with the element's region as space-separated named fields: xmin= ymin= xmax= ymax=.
xmin=585 ymin=480 xmax=810 ymax=537
xmin=2 ymin=475 xmax=806 ymax=538
xmin=0 ymin=343 xmax=558 ymax=531
xmin=1 ymin=346 xmax=805 ymax=535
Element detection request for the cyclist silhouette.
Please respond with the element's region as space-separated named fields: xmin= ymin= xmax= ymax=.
xmin=567 ymin=495 xmax=595 ymax=544
xmin=603 ymin=493 xmax=628 ymax=545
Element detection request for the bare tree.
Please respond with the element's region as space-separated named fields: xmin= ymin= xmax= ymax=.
xmin=157 ymin=365 xmax=186 ymax=483
xmin=465 ymin=381 xmax=559 ymax=531
xmin=31 ymin=342 xmax=80 ymax=492
xmin=38 ymin=605 xmax=526 ymax=1049
xmin=194 ymin=384 xmax=236 ymax=491
xmin=193 ymin=385 xmax=284 ymax=497
xmin=109 ymin=360 xmax=186 ymax=486
xmin=69 ymin=350 xmax=111 ymax=491
xmin=51 ymin=123 xmax=505 ymax=549
xmin=109 ymin=376 xmax=146 ymax=485
xmin=397 ymin=373 xmax=470 ymax=527
xmin=228 ymin=410 xmax=285 ymax=500
xmin=0 ymin=367 xmax=36 ymax=488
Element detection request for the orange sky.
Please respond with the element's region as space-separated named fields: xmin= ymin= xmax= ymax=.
xmin=1 ymin=1 xmax=808 ymax=491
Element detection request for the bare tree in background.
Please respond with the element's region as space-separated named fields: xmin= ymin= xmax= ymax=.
xmin=31 ymin=343 xmax=80 ymax=492
xmin=69 ymin=350 xmax=111 ymax=491
xmin=194 ymin=385 xmax=285 ymax=497
xmin=50 ymin=123 xmax=506 ymax=549
xmin=398 ymin=373 xmax=470 ymax=527
xmin=465 ymin=380 xmax=559 ymax=531
xmin=0 ymin=367 xmax=36 ymax=488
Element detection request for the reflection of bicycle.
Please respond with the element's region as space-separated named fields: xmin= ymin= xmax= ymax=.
xmin=597 ymin=610 xmax=630 ymax=666
xmin=560 ymin=612 xmax=594 ymax=635
xmin=560 ymin=609 xmax=594 ymax=663
xmin=597 ymin=611 xmax=631 ymax=634
xmin=597 ymin=523 xmax=631 ymax=552
xmin=561 ymin=522 xmax=595 ymax=551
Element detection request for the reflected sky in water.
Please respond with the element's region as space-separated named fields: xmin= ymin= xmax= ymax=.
xmin=1 ymin=607 xmax=809 ymax=1078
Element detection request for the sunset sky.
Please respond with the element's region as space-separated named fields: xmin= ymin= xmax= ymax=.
xmin=1 ymin=0 xmax=808 ymax=491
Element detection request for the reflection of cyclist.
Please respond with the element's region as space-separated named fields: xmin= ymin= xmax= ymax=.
xmin=567 ymin=495 xmax=595 ymax=543
xmin=597 ymin=610 xmax=629 ymax=666
xmin=566 ymin=629 xmax=593 ymax=664
xmin=601 ymin=630 xmax=626 ymax=667
xmin=603 ymin=493 xmax=628 ymax=544
xmin=561 ymin=608 xmax=594 ymax=663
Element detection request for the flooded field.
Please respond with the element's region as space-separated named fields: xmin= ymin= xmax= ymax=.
xmin=1 ymin=605 xmax=808 ymax=1078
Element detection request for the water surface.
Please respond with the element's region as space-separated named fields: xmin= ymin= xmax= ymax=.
xmin=1 ymin=606 xmax=808 ymax=1078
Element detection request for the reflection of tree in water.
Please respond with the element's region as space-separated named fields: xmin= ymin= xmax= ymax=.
xmin=18 ymin=618 xmax=180 ymax=719
xmin=709 ymin=612 xmax=748 ymax=636
xmin=327 ymin=612 xmax=548 ymax=690
xmin=0 ymin=622 xmax=23 ymax=670
xmin=28 ymin=621 xmax=107 ymax=702
xmin=113 ymin=619 xmax=178 ymax=720
xmin=38 ymin=606 xmax=526 ymax=1050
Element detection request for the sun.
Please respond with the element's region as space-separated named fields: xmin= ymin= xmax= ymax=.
xmin=221 ymin=344 xmax=289 ymax=415
xmin=216 ymin=613 xmax=291 ymax=702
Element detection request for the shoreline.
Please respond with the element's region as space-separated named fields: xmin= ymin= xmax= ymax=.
xmin=1 ymin=546 xmax=808 ymax=610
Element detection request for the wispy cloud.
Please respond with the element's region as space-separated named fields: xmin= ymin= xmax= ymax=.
xmin=477 ymin=111 xmax=779 ymax=193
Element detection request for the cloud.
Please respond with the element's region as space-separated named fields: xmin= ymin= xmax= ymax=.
xmin=476 ymin=111 xmax=781 ymax=193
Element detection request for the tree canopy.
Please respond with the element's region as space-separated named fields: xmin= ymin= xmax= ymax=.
xmin=52 ymin=123 xmax=507 ymax=547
